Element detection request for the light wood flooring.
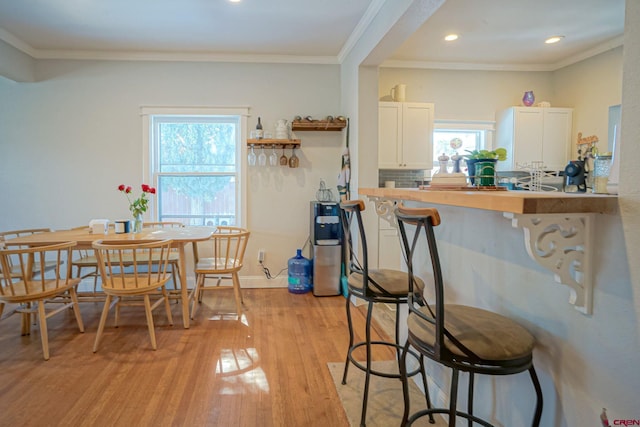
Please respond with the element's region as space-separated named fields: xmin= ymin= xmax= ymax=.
xmin=0 ymin=288 xmax=396 ymax=427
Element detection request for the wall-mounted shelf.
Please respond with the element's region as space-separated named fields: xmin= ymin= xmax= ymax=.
xmin=247 ymin=138 xmax=300 ymax=147
xmin=291 ymin=120 xmax=347 ymax=131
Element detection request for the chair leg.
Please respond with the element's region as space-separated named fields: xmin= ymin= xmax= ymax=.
xmin=37 ymin=300 xmax=50 ymax=360
xmin=231 ymin=272 xmax=243 ymax=316
xmin=400 ymin=340 xmax=412 ymax=425
xmin=359 ymin=301 xmax=375 ymax=427
xmin=418 ymin=354 xmax=435 ymax=424
xmin=93 ymin=295 xmax=112 ymax=352
xmin=143 ymin=294 xmax=157 ymax=350
xmin=449 ymin=369 xmax=460 ymax=427
xmin=341 ymin=291 xmax=354 ymax=385
xmin=161 ymin=286 xmax=173 ymax=326
xmin=69 ymin=287 xmax=85 ymax=333
xmin=190 ymin=274 xmax=203 ymax=320
xmin=468 ymin=372 xmax=475 ymax=427
xmin=529 ymin=366 xmax=543 ymax=427
xmin=115 ymin=299 xmax=121 ymax=328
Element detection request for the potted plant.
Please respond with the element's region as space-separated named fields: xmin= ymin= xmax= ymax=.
xmin=464 ymin=148 xmax=507 ymax=186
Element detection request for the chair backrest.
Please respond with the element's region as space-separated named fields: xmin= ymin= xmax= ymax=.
xmin=394 ymin=203 xmax=451 ymax=359
xmin=92 ymin=239 xmax=174 ymax=291
xmin=338 ymin=200 xmax=373 ymax=296
xmin=0 ymin=241 xmax=77 ymax=298
xmin=201 ymin=227 xmax=250 ymax=273
xmin=0 ymin=228 xmax=53 ymax=275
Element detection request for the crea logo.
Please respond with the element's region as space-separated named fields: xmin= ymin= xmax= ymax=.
xmin=613 ymin=421 xmax=640 ymax=426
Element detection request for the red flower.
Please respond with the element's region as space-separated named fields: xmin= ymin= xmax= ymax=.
xmin=118 ymin=183 xmax=155 ymax=217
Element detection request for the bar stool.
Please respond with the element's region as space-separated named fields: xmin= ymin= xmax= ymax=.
xmin=395 ymin=203 xmax=543 ymax=427
xmin=339 ymin=200 xmax=433 ymax=427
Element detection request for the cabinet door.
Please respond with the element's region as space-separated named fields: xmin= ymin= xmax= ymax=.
xmin=542 ymin=109 xmax=573 ymax=170
xmin=378 ymin=227 xmax=402 ymax=270
xmin=378 ymin=103 xmax=402 ymax=168
xmin=513 ymin=108 xmax=544 ymax=168
xmin=402 ymin=103 xmax=434 ymax=169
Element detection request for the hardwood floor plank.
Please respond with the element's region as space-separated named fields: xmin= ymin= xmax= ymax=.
xmin=0 ymin=289 xmax=398 ymax=426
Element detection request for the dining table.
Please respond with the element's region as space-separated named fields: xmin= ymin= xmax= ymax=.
xmin=4 ymin=225 xmax=217 ymax=329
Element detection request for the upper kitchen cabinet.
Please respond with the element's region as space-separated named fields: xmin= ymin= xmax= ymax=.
xmin=378 ymin=102 xmax=434 ymax=169
xmin=495 ymin=107 xmax=573 ymax=171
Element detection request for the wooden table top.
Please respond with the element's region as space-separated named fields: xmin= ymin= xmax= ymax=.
xmin=359 ymin=187 xmax=618 ymax=215
xmin=4 ymin=226 xmax=217 ymax=246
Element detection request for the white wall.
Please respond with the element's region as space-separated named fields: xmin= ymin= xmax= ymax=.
xmin=380 ymin=68 xmax=554 ymax=121
xmin=0 ymin=59 xmax=344 ymax=280
xmin=554 ymin=46 xmax=623 ymax=150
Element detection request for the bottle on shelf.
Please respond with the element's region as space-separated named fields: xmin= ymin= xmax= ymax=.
xmin=256 ymin=117 xmax=264 ymax=139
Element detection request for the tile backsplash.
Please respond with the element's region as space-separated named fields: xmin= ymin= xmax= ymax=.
xmin=378 ymin=169 xmax=430 ymax=188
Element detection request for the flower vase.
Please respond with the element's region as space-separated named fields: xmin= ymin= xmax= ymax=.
xmin=133 ymin=214 xmax=143 ymax=233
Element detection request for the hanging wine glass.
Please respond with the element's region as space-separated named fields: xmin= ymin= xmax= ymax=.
xmin=258 ymin=145 xmax=267 ymax=167
xmin=279 ymin=146 xmax=288 ymax=166
xmin=269 ymin=145 xmax=278 ymax=166
xmin=289 ymin=147 xmax=299 ymax=168
xmin=248 ymin=145 xmax=256 ymax=166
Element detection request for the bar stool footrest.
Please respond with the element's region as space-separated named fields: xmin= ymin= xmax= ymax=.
xmin=347 ymin=340 xmax=423 ymax=379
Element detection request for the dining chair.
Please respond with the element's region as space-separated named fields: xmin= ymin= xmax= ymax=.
xmin=190 ymin=226 xmax=250 ymax=319
xmin=0 ymin=228 xmax=58 ymax=279
xmin=92 ymin=239 xmax=175 ymax=351
xmin=0 ymin=241 xmax=85 ymax=360
xmin=394 ymin=203 xmax=543 ymax=426
xmin=143 ymin=221 xmax=184 ymax=298
xmin=338 ymin=199 xmax=432 ymax=427
xmin=69 ymin=225 xmax=111 ymax=295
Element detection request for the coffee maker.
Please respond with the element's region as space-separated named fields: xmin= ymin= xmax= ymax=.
xmin=563 ymin=160 xmax=587 ymax=192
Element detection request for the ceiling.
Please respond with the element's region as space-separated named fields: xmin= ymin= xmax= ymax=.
xmin=0 ymin=0 xmax=625 ymax=71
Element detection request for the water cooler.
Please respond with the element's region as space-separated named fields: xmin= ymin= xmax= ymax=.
xmin=310 ymin=202 xmax=342 ymax=296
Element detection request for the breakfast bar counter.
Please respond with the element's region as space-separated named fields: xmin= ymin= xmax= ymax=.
xmin=358 ymin=187 xmax=619 ymax=315
xmin=358 ymin=187 xmax=618 ymax=215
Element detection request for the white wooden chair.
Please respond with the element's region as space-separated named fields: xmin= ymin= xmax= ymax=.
xmin=0 ymin=241 xmax=85 ymax=360
xmin=92 ymin=239 xmax=175 ymax=351
xmin=190 ymin=227 xmax=250 ymax=318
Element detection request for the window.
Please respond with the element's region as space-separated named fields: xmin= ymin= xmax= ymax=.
xmin=142 ymin=107 xmax=248 ymax=227
xmin=432 ymin=120 xmax=494 ymax=170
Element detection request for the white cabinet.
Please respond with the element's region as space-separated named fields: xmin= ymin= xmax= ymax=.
xmin=378 ymin=219 xmax=402 ymax=270
xmin=495 ymin=107 xmax=573 ymax=171
xmin=379 ymin=102 xmax=434 ymax=169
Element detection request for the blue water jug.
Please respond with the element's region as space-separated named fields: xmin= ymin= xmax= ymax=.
xmin=288 ymin=249 xmax=312 ymax=294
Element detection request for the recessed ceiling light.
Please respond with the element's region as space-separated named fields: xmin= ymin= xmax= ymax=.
xmin=444 ymin=34 xmax=459 ymax=42
xmin=545 ymin=35 xmax=564 ymax=44
xmin=229 ymin=0 xmax=241 ymax=3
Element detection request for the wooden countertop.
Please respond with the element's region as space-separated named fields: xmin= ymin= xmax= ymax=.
xmin=359 ymin=187 xmax=618 ymax=214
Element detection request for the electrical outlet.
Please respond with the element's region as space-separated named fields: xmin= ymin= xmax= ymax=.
xmin=257 ymin=249 xmax=265 ymax=264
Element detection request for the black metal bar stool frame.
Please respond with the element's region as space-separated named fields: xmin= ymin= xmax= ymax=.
xmin=395 ymin=204 xmax=543 ymax=427
xmin=339 ymin=200 xmax=434 ymax=427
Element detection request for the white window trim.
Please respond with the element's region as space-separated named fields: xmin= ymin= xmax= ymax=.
xmin=434 ymin=119 xmax=496 ymax=149
xmin=141 ymin=106 xmax=250 ymax=227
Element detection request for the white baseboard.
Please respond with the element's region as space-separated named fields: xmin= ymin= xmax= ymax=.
xmin=240 ymin=275 xmax=288 ymax=288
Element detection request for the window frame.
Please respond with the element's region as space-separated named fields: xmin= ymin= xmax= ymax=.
xmin=433 ymin=119 xmax=495 ymax=169
xmin=141 ymin=106 xmax=249 ymax=227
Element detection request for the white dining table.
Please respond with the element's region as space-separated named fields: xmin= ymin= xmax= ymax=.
xmin=5 ymin=226 xmax=217 ymax=329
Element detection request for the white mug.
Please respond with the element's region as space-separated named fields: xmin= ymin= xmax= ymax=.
xmin=391 ymin=84 xmax=406 ymax=102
